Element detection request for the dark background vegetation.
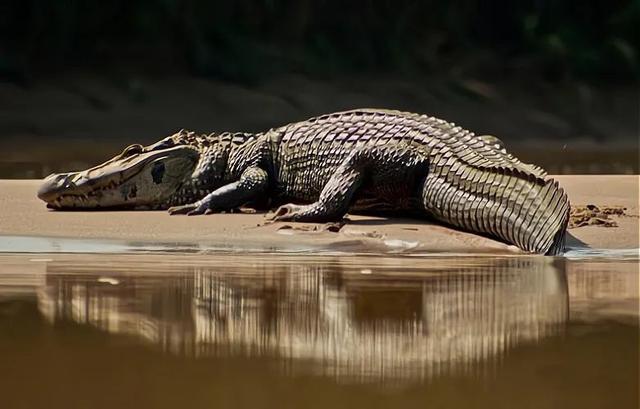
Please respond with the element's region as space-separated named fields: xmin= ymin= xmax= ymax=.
xmin=2 ymin=0 xmax=638 ymax=82
xmin=1 ymin=0 xmax=638 ymax=176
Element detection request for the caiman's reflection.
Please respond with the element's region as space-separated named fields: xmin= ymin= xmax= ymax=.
xmin=37 ymin=257 xmax=568 ymax=381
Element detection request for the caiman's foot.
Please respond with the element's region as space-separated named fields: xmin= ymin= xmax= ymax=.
xmin=268 ymin=203 xmax=307 ymax=221
xmin=168 ymin=202 xmax=215 ymax=216
xmin=269 ymin=203 xmax=345 ymax=223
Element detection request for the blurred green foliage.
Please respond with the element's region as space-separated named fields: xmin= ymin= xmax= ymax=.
xmin=1 ymin=0 xmax=638 ymax=83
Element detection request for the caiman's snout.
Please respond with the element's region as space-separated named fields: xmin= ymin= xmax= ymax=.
xmin=37 ymin=143 xmax=201 ymax=210
xmin=37 ymin=173 xmax=76 ymax=203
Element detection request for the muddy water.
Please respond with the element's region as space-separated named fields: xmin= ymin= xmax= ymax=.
xmin=0 ymin=253 xmax=637 ymax=409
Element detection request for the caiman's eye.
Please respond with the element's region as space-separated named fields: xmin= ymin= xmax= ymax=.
xmin=121 ymin=144 xmax=144 ymax=158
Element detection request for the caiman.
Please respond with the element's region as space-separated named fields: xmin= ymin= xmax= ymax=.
xmin=37 ymin=109 xmax=570 ymax=255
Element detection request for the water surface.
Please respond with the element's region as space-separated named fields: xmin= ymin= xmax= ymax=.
xmin=0 ymin=253 xmax=637 ymax=408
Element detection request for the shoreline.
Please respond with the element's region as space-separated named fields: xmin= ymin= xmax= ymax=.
xmin=0 ymin=175 xmax=638 ymax=255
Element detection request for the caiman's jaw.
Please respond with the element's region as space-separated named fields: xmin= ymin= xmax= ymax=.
xmin=38 ymin=144 xmax=199 ymax=210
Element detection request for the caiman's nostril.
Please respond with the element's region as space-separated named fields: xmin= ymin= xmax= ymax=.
xmin=37 ymin=173 xmax=72 ymax=201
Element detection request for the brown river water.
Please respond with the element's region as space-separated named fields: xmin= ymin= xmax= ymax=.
xmin=0 ymin=251 xmax=637 ymax=409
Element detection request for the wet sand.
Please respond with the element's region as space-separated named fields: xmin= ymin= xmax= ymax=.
xmin=0 ymin=175 xmax=637 ymax=253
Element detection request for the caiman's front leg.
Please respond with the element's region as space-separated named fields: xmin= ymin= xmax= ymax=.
xmin=169 ymin=166 xmax=268 ymax=216
xmin=271 ymin=151 xmax=365 ymax=222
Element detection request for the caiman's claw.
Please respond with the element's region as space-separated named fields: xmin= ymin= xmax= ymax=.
xmin=168 ymin=204 xmax=193 ymax=215
xmin=168 ymin=202 xmax=209 ymax=216
xmin=269 ymin=203 xmax=303 ymax=221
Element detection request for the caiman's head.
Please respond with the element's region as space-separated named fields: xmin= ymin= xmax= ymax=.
xmin=37 ymin=131 xmax=226 ymax=210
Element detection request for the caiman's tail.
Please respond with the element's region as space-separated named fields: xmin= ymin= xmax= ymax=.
xmin=423 ymin=171 xmax=571 ymax=255
xmin=538 ymin=179 xmax=571 ymax=256
xmin=545 ymin=211 xmax=569 ymax=256
xmin=535 ymin=179 xmax=570 ymax=256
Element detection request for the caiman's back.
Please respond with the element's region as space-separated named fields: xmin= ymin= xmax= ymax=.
xmin=269 ymin=109 xmax=570 ymax=255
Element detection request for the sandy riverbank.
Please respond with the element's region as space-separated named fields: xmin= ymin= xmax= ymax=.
xmin=0 ymin=175 xmax=637 ymax=254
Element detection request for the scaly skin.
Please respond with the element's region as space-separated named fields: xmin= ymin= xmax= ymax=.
xmin=37 ymin=109 xmax=570 ymax=255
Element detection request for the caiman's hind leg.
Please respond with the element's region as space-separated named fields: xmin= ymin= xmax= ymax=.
xmin=271 ymin=146 xmax=428 ymax=222
xmin=169 ymin=166 xmax=268 ymax=215
xmin=271 ymin=151 xmax=366 ymax=222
